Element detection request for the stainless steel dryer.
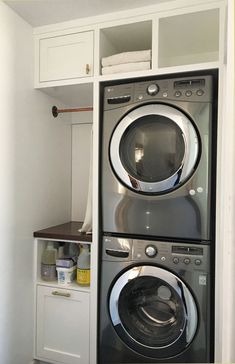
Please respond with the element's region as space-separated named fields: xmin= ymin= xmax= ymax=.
xmin=99 ymin=236 xmax=212 ymax=363
xmin=101 ymin=74 xmax=216 ymax=241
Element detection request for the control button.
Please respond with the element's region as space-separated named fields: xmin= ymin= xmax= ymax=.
xmin=185 ymin=90 xmax=192 ymax=97
xmin=145 ymin=245 xmax=158 ymax=258
xmin=197 ymin=187 xmax=203 ymax=193
xmin=174 ymin=91 xmax=182 ymax=97
xmin=195 ymin=259 xmax=202 ymax=266
xmin=196 ymin=89 xmax=204 ymax=96
xmin=161 ymin=256 xmax=166 ymax=262
xmin=162 ymin=92 xmax=168 ymax=97
xmin=184 ymin=258 xmax=191 ymax=265
xmin=147 ymin=84 xmax=159 ymax=96
xmin=138 ymin=95 xmax=143 ymax=100
xmin=189 ymin=189 xmax=196 ymax=196
xmin=173 ymin=257 xmax=179 ymax=264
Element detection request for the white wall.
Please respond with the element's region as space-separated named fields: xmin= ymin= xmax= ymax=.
xmin=0 ymin=3 xmax=72 ymax=364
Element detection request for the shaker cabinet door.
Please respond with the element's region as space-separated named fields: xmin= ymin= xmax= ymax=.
xmin=39 ymin=31 xmax=93 ymax=82
xmin=36 ymin=285 xmax=90 ymax=364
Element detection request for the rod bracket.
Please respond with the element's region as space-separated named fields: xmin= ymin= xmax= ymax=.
xmin=52 ymin=106 xmax=58 ymax=118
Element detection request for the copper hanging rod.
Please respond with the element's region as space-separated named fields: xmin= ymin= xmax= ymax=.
xmin=52 ymin=105 xmax=93 ymax=118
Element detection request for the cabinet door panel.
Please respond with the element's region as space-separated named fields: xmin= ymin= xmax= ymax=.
xmin=36 ymin=285 xmax=90 ymax=364
xmin=40 ymin=31 xmax=93 ymax=82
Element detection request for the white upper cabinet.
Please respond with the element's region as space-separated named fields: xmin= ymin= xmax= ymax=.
xmin=34 ymin=1 xmax=225 ymax=85
xmin=39 ymin=31 xmax=93 ymax=83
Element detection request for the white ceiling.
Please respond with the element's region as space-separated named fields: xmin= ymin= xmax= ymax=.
xmin=4 ymin=0 xmax=172 ymax=27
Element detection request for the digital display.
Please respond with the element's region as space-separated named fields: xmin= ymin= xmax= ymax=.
xmin=174 ymin=79 xmax=205 ymax=89
xmin=172 ymin=246 xmax=203 ymax=255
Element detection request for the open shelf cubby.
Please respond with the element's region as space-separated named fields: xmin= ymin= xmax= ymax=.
xmin=99 ymin=20 xmax=152 ymax=75
xmin=158 ymin=8 xmax=220 ymax=68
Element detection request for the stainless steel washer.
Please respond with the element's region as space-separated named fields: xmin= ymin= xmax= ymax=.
xmin=101 ymin=74 xmax=216 ymax=241
xmin=99 ymin=236 xmax=212 ymax=363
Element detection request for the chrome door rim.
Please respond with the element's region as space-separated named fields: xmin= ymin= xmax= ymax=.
xmin=110 ymin=104 xmax=199 ymax=194
xmin=109 ymin=265 xmax=198 ymax=352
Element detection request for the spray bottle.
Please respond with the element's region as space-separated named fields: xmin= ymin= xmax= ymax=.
xmin=76 ymin=244 xmax=90 ymax=286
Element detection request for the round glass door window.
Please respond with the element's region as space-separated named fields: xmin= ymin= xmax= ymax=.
xmin=110 ymin=104 xmax=200 ymax=194
xmin=109 ymin=265 xmax=198 ymax=359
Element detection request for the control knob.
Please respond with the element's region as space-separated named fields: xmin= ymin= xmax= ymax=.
xmin=145 ymin=245 xmax=158 ymax=257
xmin=147 ymin=84 xmax=159 ymax=96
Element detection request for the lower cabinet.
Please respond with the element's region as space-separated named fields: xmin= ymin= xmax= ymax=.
xmin=36 ymin=285 xmax=90 ymax=364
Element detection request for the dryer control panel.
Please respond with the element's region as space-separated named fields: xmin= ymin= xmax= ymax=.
xmin=103 ymin=75 xmax=213 ymax=110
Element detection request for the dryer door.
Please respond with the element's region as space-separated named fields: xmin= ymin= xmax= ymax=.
xmin=109 ymin=265 xmax=198 ymax=359
xmin=110 ymin=104 xmax=200 ymax=194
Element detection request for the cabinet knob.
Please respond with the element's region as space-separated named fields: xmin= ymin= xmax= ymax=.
xmin=86 ymin=64 xmax=90 ymax=74
xmin=52 ymin=290 xmax=71 ymax=298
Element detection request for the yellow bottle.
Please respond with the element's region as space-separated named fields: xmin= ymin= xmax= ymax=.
xmin=77 ymin=244 xmax=90 ymax=286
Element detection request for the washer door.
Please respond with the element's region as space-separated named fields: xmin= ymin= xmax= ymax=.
xmin=109 ymin=265 xmax=198 ymax=359
xmin=110 ymin=104 xmax=199 ymax=194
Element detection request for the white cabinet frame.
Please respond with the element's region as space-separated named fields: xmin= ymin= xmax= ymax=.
xmin=32 ymin=0 xmax=232 ymax=363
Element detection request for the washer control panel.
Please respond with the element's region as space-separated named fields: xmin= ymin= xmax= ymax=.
xmin=133 ymin=240 xmax=209 ymax=271
xmin=102 ymin=236 xmax=210 ymax=272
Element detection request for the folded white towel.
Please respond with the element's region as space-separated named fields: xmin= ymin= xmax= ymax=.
xmin=102 ymin=50 xmax=151 ymax=67
xmin=102 ymin=61 xmax=151 ymax=75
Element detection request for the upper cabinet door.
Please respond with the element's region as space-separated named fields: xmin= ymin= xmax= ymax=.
xmin=39 ymin=31 xmax=93 ymax=82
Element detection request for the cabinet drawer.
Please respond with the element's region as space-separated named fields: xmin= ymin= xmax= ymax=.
xmin=39 ymin=31 xmax=93 ymax=82
xmin=36 ymin=285 xmax=90 ymax=364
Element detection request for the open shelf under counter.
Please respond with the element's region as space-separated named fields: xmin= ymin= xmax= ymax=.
xmin=34 ymin=222 xmax=92 ymax=292
xmin=34 ymin=221 xmax=92 ymax=243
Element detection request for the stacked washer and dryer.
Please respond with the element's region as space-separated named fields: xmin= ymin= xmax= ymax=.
xmin=99 ymin=73 xmax=217 ymax=363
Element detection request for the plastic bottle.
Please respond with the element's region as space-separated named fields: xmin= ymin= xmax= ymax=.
xmin=76 ymin=244 xmax=90 ymax=286
xmin=41 ymin=242 xmax=57 ymax=281
xmin=64 ymin=242 xmax=80 ymax=258
xmin=58 ymin=243 xmax=64 ymax=258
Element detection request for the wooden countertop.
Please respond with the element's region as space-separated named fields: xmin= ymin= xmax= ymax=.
xmin=33 ymin=221 xmax=92 ymax=242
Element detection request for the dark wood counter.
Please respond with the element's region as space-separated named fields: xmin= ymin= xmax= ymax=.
xmin=34 ymin=221 xmax=92 ymax=242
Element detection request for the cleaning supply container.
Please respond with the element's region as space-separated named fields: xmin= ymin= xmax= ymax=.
xmin=41 ymin=242 xmax=57 ymax=281
xmin=56 ymin=265 xmax=76 ymax=285
xmin=76 ymin=244 xmax=90 ymax=286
